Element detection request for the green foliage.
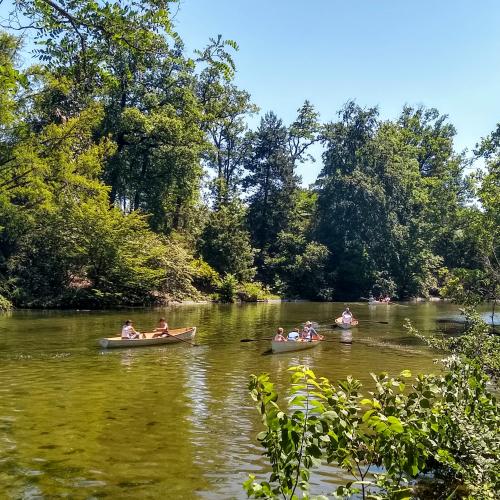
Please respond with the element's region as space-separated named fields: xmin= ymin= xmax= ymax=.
xmin=316 ymin=102 xmax=466 ymax=299
xmin=198 ymin=200 xmax=256 ymax=282
xmin=0 ymin=32 xmax=26 ymax=130
xmin=245 ymin=362 xmax=500 ymax=499
xmin=237 ymin=281 xmax=275 ymax=302
xmin=243 ymin=103 xmax=320 ymax=270
xmin=267 ymin=234 xmax=331 ymax=299
xmin=9 ymin=201 xmax=197 ymax=307
xmin=217 ymin=273 xmax=238 ymax=303
xmin=406 ymin=308 xmax=500 ymax=380
xmin=191 ymin=258 xmax=221 ymax=293
xmin=0 ymin=294 xmax=12 ymax=312
xmin=0 ymin=1 xmax=498 ymax=307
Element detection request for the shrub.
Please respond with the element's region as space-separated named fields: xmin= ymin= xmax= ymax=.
xmin=244 ymin=363 xmax=499 ymax=499
xmin=237 ymin=281 xmax=273 ymax=302
xmin=0 ymin=294 xmax=12 ymax=312
xmin=191 ymin=258 xmax=221 ymax=293
xmin=217 ymin=273 xmax=238 ymax=303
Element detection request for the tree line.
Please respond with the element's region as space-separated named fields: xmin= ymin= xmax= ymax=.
xmin=0 ymin=0 xmax=498 ymax=308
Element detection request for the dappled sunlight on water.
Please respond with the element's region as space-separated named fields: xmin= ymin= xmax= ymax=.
xmin=0 ymin=301 xmax=485 ymax=498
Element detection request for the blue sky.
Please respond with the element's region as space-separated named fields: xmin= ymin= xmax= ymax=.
xmin=174 ymin=0 xmax=500 ymax=183
xmin=1 ymin=0 xmax=499 ymax=184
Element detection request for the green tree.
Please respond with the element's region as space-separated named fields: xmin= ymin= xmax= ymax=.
xmin=197 ymin=41 xmax=257 ymax=206
xmin=316 ymin=102 xmax=466 ymax=299
xmin=11 ymin=0 xmax=209 ymax=233
xmin=244 ymin=103 xmax=320 ymax=281
xmin=197 ymin=199 xmax=255 ymax=282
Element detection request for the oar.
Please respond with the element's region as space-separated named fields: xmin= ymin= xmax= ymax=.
xmin=241 ymin=337 xmax=273 ymax=342
xmin=163 ymin=331 xmax=199 ymax=347
xmin=141 ymin=332 xmax=200 ymax=347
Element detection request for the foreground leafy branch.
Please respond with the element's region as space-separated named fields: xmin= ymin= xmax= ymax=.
xmin=405 ymin=308 xmax=500 ymax=380
xmin=245 ymin=362 xmax=499 ymax=499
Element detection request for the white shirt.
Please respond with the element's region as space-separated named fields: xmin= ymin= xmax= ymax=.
xmin=121 ymin=325 xmax=134 ymax=339
xmin=342 ymin=312 xmax=352 ymax=324
xmin=288 ymin=331 xmax=300 ymax=341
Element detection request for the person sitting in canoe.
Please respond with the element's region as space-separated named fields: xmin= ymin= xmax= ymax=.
xmin=305 ymin=321 xmax=318 ymax=336
xmin=152 ymin=317 xmax=169 ymax=338
xmin=287 ymin=328 xmax=300 ymax=341
xmin=341 ymin=307 xmax=354 ymax=325
xmin=301 ymin=323 xmax=322 ymax=341
xmin=121 ymin=320 xmax=142 ymax=340
xmin=274 ymin=327 xmax=287 ymax=342
xmin=300 ymin=325 xmax=310 ymax=340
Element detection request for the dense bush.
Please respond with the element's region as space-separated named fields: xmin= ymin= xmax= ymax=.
xmin=0 ymin=294 xmax=12 ymax=312
xmin=9 ymin=202 xmax=197 ymax=307
xmin=237 ymin=281 xmax=275 ymax=302
xmin=217 ymin=273 xmax=238 ymax=303
xmin=245 ymin=363 xmax=499 ymax=499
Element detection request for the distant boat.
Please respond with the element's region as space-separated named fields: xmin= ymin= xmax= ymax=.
xmin=99 ymin=327 xmax=196 ymax=348
xmin=271 ymin=339 xmax=321 ymax=354
xmin=335 ymin=317 xmax=359 ymax=329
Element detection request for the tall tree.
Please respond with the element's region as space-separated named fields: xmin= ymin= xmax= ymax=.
xmin=10 ymin=0 xmax=212 ymax=232
xmin=243 ymin=102 xmax=320 ymax=275
xmin=197 ymin=39 xmax=257 ymax=206
xmin=316 ymin=101 xmax=466 ymax=299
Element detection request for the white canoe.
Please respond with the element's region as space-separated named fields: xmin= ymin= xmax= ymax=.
xmin=99 ymin=327 xmax=196 ymax=349
xmin=272 ymin=339 xmax=321 ymax=354
xmin=335 ymin=318 xmax=359 ymax=329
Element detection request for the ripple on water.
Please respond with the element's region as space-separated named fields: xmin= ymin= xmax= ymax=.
xmin=0 ymin=301 xmax=464 ymax=497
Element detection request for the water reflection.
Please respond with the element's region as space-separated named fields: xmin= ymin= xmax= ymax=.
xmin=0 ymin=301 xmax=489 ymax=497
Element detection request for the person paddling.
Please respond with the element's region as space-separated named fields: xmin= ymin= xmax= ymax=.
xmin=341 ymin=307 xmax=354 ymax=325
xmin=152 ymin=317 xmax=169 ymax=338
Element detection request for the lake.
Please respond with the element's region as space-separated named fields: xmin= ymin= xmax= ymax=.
xmin=0 ymin=301 xmax=489 ymax=498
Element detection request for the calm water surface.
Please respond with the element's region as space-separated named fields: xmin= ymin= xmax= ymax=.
xmin=0 ymin=301 xmax=482 ymax=499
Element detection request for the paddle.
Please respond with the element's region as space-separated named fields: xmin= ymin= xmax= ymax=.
xmin=141 ymin=332 xmax=200 ymax=347
xmin=357 ymin=319 xmax=389 ymax=324
xmin=241 ymin=337 xmax=273 ymax=342
xmin=162 ymin=331 xmax=199 ymax=347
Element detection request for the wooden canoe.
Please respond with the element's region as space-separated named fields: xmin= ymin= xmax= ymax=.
xmin=99 ymin=327 xmax=196 ymax=349
xmin=272 ymin=339 xmax=321 ymax=354
xmin=335 ymin=317 xmax=359 ymax=329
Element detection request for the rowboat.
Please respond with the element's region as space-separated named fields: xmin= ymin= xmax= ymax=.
xmin=99 ymin=327 xmax=196 ymax=349
xmin=272 ymin=339 xmax=321 ymax=354
xmin=335 ymin=317 xmax=359 ymax=329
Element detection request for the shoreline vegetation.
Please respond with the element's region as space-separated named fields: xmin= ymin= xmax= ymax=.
xmin=0 ymin=0 xmax=498 ymax=312
xmin=2 ymin=296 xmax=457 ymax=311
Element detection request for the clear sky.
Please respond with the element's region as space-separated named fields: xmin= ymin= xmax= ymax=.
xmin=173 ymin=0 xmax=500 ymax=184
xmin=1 ymin=1 xmax=499 ymax=184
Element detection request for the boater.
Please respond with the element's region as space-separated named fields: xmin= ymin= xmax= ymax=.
xmin=152 ymin=317 xmax=169 ymax=338
xmin=287 ymin=328 xmax=301 ymax=341
xmin=274 ymin=327 xmax=286 ymax=342
xmin=121 ymin=320 xmax=142 ymax=340
xmin=341 ymin=307 xmax=354 ymax=325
